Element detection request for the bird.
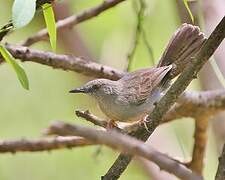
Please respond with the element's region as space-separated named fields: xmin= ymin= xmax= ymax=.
xmin=69 ymin=24 xmax=206 ymax=128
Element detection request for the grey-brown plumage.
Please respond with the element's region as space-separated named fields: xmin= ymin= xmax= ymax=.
xmin=70 ymin=24 xmax=206 ymax=123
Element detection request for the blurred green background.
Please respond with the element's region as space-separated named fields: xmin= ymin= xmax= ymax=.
xmin=0 ymin=0 xmax=219 ymax=179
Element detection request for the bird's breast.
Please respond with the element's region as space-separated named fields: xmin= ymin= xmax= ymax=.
xmin=97 ymin=89 xmax=163 ymax=122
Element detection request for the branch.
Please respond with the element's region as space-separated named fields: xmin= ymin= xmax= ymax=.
xmin=164 ymin=90 xmax=225 ymax=122
xmin=75 ymin=110 xmax=140 ymax=133
xmin=126 ymin=0 xmax=154 ymax=71
xmin=45 ymin=121 xmax=202 ymax=180
xmin=103 ymin=16 xmax=225 ymax=179
xmin=75 ymin=110 xmax=108 ymax=128
xmin=142 ymin=28 xmax=154 ymax=65
xmin=21 ymin=0 xmax=127 ymax=46
xmin=54 ymin=1 xmax=93 ymax=59
xmin=0 ymin=136 xmax=93 ymax=153
xmin=216 ymin=143 xmax=225 ymax=180
xmin=126 ymin=0 xmax=145 ymax=71
xmin=188 ymin=117 xmax=209 ymax=175
xmin=1 ymin=44 xmax=124 ymax=80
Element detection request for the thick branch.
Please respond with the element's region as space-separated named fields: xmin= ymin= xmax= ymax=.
xmin=104 ymin=16 xmax=225 ymax=179
xmin=164 ymin=90 xmax=225 ymax=122
xmin=45 ymin=121 xmax=201 ymax=180
xmin=0 ymin=136 xmax=93 ymax=153
xmin=21 ymin=0 xmax=127 ymax=46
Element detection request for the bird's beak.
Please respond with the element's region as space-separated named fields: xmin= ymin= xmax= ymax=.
xmin=69 ymin=87 xmax=88 ymax=93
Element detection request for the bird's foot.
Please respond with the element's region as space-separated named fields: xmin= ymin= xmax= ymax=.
xmin=139 ymin=117 xmax=150 ymax=133
xmin=106 ymin=120 xmax=118 ymax=130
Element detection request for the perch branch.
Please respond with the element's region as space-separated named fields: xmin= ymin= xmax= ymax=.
xmin=75 ymin=110 xmax=108 ymax=128
xmin=75 ymin=110 xmax=139 ymax=133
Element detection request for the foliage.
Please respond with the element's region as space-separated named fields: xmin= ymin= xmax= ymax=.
xmin=12 ymin=0 xmax=36 ymax=28
xmin=42 ymin=3 xmax=57 ymax=51
xmin=0 ymin=45 xmax=29 ymax=89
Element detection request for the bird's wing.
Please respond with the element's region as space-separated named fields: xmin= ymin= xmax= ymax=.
xmin=118 ymin=66 xmax=172 ymax=105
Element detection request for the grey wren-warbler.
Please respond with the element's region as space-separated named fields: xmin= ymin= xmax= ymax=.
xmin=69 ymin=24 xmax=205 ymax=128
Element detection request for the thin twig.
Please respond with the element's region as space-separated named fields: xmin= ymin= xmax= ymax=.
xmin=141 ymin=27 xmax=154 ymax=65
xmin=75 ymin=110 xmax=108 ymax=128
xmin=75 ymin=110 xmax=139 ymax=133
xmin=126 ymin=0 xmax=145 ymax=71
xmin=126 ymin=0 xmax=154 ymax=71
xmin=21 ymin=0 xmax=127 ymax=47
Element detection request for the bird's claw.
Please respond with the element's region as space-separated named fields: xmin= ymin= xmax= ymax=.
xmin=106 ymin=120 xmax=118 ymax=130
xmin=139 ymin=117 xmax=150 ymax=133
xmin=143 ymin=120 xmax=150 ymax=133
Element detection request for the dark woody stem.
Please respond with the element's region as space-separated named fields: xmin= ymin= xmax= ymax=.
xmin=102 ymin=16 xmax=225 ymax=180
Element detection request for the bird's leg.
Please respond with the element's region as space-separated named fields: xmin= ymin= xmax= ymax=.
xmin=106 ymin=120 xmax=118 ymax=130
xmin=138 ymin=116 xmax=150 ymax=133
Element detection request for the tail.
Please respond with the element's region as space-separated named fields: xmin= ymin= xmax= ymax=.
xmin=157 ymin=23 xmax=206 ymax=78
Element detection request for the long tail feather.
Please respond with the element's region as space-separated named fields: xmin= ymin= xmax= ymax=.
xmin=157 ymin=23 xmax=206 ymax=78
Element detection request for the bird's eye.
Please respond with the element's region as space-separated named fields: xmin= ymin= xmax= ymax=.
xmin=92 ymin=84 xmax=100 ymax=90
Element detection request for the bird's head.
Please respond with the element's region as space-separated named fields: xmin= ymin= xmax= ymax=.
xmin=69 ymin=79 xmax=119 ymax=98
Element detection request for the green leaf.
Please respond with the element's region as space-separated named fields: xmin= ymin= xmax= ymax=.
xmin=12 ymin=0 xmax=36 ymax=28
xmin=182 ymin=0 xmax=194 ymax=23
xmin=0 ymin=45 xmax=29 ymax=90
xmin=42 ymin=3 xmax=57 ymax=51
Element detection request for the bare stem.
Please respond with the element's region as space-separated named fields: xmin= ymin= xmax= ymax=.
xmin=189 ymin=117 xmax=209 ymax=175
xmin=21 ymin=0 xmax=127 ymax=46
xmin=0 ymin=136 xmax=93 ymax=153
